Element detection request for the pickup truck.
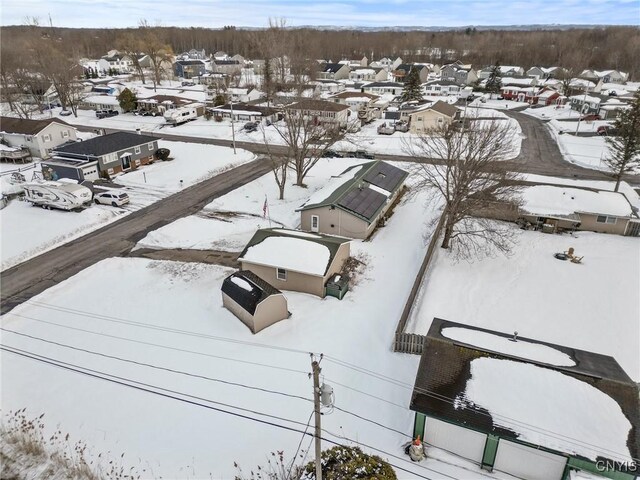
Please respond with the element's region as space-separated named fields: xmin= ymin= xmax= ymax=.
xmin=96 ymin=110 xmax=119 ymax=119
xmin=347 ymin=150 xmax=375 ymax=160
xmin=377 ymin=122 xmax=395 ymax=135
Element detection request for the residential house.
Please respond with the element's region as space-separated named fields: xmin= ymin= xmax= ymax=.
xmin=411 ymin=318 xmax=639 ymax=480
xmin=297 ymin=161 xmax=408 ymax=239
xmin=137 ymin=95 xmax=196 ymax=115
xmin=498 ymin=76 xmax=538 ymax=87
xmin=80 ymin=94 xmax=123 ymax=113
xmin=527 ymin=66 xmax=567 ymax=79
xmin=312 ymin=80 xmax=346 ymax=94
xmin=478 ymin=65 xmax=524 ymax=79
xmin=238 ymin=228 xmax=351 ymax=298
xmin=581 ymin=69 xmax=628 ymax=84
xmin=0 ymin=117 xmax=77 ymax=159
xmin=286 ymin=100 xmax=350 ymax=128
xmin=53 ymin=131 xmax=159 ymax=176
xmin=137 ymin=54 xmax=152 ymax=68
xmin=317 ymin=63 xmax=350 ymax=81
xmin=424 ymin=80 xmax=461 ymax=96
xmin=211 ymin=103 xmax=279 ymax=123
xmin=517 ymin=185 xmax=639 ymax=236
xmin=536 ymin=88 xmax=563 ymax=106
xmin=329 ymin=91 xmax=380 ymax=110
xmin=500 ymin=86 xmax=539 ymax=103
xmin=440 ymin=63 xmax=478 ymax=85
xmin=569 ymin=94 xmax=601 ymax=115
xmin=221 ymin=270 xmax=289 ymax=334
xmin=407 ymin=101 xmax=460 ymax=133
xmin=342 ymin=56 xmax=367 ymax=67
xmin=174 ymin=60 xmax=207 ymax=79
xmin=213 ymin=51 xmax=229 ymax=61
xmin=599 ymin=97 xmax=630 ymax=120
xmin=369 ymin=56 xmax=402 ymax=71
xmin=392 ymin=64 xmax=429 ymax=83
xmin=361 ymin=81 xmax=404 ymax=96
xmin=212 ymin=59 xmax=243 ymax=75
xmin=98 ymin=53 xmax=133 ymax=74
xmin=348 ymin=67 xmax=387 ymax=82
xmin=179 ymin=48 xmax=207 ymax=60
xmin=227 ymin=87 xmax=263 ymax=103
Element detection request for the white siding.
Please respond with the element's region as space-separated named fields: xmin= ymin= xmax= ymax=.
xmin=493 ymin=440 xmax=567 ymax=480
xmin=424 ymin=418 xmax=486 ymax=463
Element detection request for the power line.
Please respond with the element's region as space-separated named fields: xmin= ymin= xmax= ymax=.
xmin=5 ymin=312 xmax=308 ymax=375
xmin=0 ymin=344 xmax=437 ymax=480
xmin=0 ymin=327 xmax=312 ymax=404
xmin=286 ymin=410 xmax=314 ymax=480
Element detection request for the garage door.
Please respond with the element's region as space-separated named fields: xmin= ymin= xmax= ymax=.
xmin=493 ymin=439 xmax=567 ymax=480
xmin=424 ymin=417 xmax=487 ymax=463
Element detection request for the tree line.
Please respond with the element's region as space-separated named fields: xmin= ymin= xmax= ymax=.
xmin=1 ymin=24 xmax=639 ymax=79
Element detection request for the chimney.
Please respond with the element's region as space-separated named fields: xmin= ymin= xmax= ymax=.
xmin=510 ymin=331 xmax=518 ymax=342
xmin=136 ymin=128 xmax=141 ymax=135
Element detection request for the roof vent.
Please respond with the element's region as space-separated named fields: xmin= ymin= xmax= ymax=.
xmin=510 ymin=331 xmax=518 ymax=342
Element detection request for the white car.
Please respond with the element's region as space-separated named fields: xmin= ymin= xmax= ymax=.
xmin=94 ymin=191 xmax=130 ymax=207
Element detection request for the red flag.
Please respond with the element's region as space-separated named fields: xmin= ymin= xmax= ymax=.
xmin=263 ymin=197 xmax=268 ymax=218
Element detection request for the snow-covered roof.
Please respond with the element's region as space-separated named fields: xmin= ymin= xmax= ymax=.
xmin=522 ymin=186 xmax=633 ymax=217
xmin=442 ymin=327 xmax=575 ymax=366
xmin=241 ymin=237 xmax=329 ymax=276
xmin=351 ymin=69 xmax=376 ymax=75
xmin=568 ymin=94 xmax=601 ymax=104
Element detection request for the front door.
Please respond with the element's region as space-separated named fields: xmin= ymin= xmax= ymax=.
xmin=121 ymin=154 xmax=132 ymax=170
xmin=311 ymin=215 xmax=319 ymax=232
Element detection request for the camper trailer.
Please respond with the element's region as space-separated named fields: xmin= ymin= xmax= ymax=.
xmin=23 ymin=180 xmax=93 ymax=211
xmin=164 ymin=105 xmax=200 ymax=126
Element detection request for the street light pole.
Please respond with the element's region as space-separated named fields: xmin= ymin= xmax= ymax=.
xmin=575 ymin=85 xmax=589 ymax=136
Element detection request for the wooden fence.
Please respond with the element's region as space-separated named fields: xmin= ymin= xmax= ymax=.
xmin=393 ymin=211 xmax=445 ymax=354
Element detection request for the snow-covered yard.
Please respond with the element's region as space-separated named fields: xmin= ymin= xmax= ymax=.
xmin=0 ymin=141 xmax=255 ymax=270
xmin=136 ymin=158 xmax=367 ymax=251
xmin=0 ymin=184 xmax=517 ymax=479
xmin=406 ymin=228 xmax=640 ymax=381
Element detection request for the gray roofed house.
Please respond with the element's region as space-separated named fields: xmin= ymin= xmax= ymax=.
xmin=297 ymin=161 xmax=408 ymax=239
xmin=53 ymin=131 xmax=159 ymax=175
xmin=318 ymin=63 xmax=350 ymax=80
xmin=410 ymin=318 xmax=639 ymax=480
xmin=0 ymin=116 xmax=78 ymax=159
xmin=221 ymin=270 xmax=289 ymax=334
xmin=238 ymin=228 xmax=351 ymax=298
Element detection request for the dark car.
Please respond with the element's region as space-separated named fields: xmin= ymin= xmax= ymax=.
xmin=322 ymin=149 xmax=343 ymax=158
xmin=348 ymin=150 xmax=375 ymax=160
xmin=580 ymin=114 xmax=601 ymax=121
xmin=96 ymin=109 xmax=119 ymax=119
xmin=597 ymin=125 xmax=619 ymax=136
xmin=243 ymin=121 xmax=258 ymax=132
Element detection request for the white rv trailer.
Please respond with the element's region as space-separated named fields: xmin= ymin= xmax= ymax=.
xmin=23 ymin=180 xmax=93 ymax=211
xmin=164 ymin=104 xmax=200 ymax=125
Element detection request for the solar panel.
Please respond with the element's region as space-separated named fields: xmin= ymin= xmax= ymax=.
xmin=363 ymin=162 xmax=406 ymax=192
xmin=338 ymin=187 xmax=387 ymax=220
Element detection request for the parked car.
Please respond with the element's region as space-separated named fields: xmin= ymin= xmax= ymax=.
xmin=181 ymin=81 xmax=196 ymax=87
xmin=243 ymin=122 xmax=258 ymax=132
xmin=321 ymin=149 xmax=343 ymax=158
xmin=580 ymin=114 xmax=601 ymax=121
xmin=59 ymin=110 xmax=72 ymax=116
xmin=94 ymin=191 xmax=130 ymax=207
xmin=347 ymin=150 xmax=374 ymax=160
xmin=597 ymin=125 xmax=619 ymax=136
xmin=96 ymin=110 xmax=119 ymax=119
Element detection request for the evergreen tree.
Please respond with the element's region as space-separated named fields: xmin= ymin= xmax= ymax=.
xmin=400 ymin=66 xmax=423 ymax=102
xmin=117 ymin=87 xmax=137 ymax=113
xmin=485 ymin=61 xmax=502 ymax=99
xmin=303 ymin=445 xmax=397 ymax=480
xmin=263 ymin=57 xmax=274 ymax=103
xmin=604 ymin=90 xmax=640 ymax=191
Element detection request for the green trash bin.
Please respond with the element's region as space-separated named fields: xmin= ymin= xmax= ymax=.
xmin=325 ymin=273 xmax=349 ymax=300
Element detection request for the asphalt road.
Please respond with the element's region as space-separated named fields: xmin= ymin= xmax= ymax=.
xmin=0 ymin=156 xmax=272 ymax=315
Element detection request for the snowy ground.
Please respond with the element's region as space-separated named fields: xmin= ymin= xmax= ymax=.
xmin=0 ymin=186 xmax=521 ymax=479
xmin=0 ymin=141 xmax=254 ymax=271
xmin=406 ymin=227 xmax=640 ymax=381
xmin=136 ymin=158 xmax=367 ymax=251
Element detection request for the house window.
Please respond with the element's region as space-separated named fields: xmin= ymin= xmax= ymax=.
xmin=135 ymin=146 xmax=141 ymax=154
xmin=417 ymin=117 xmax=423 ymax=121
xmin=596 ymin=215 xmax=617 ymax=224
xmin=148 ymin=143 xmax=155 ymax=151
xmin=276 ymin=268 xmax=287 ymax=281
xmin=62 ymin=130 xmax=69 ymax=138
xmin=26 ymin=136 xmax=32 ymax=142
xmin=42 ymin=134 xmax=51 ymax=142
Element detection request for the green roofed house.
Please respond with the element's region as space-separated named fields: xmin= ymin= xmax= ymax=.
xmin=296 ymin=161 xmax=408 ymax=239
xmin=238 ymin=228 xmax=350 ymax=298
xmin=410 ymin=318 xmax=639 ymax=480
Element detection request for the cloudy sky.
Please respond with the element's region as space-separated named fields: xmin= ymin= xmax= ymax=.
xmin=1 ymin=0 xmax=638 ymax=28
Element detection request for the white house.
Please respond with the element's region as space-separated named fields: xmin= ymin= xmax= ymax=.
xmin=0 ymin=117 xmax=77 ymax=159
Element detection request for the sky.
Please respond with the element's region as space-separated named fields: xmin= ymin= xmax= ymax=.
xmin=1 ymin=0 xmax=639 ymax=28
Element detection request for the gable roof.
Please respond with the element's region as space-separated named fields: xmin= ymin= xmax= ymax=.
xmin=176 ymin=60 xmax=205 ymax=66
xmin=54 ymin=131 xmax=158 ymax=157
xmin=221 ymin=270 xmax=282 ymax=315
xmin=239 ymin=228 xmax=350 ymax=277
xmin=297 ymin=161 xmax=408 ymax=223
xmin=322 ymin=63 xmax=348 ymax=73
xmin=428 ymin=100 xmax=460 ymax=117
xmin=0 ymin=117 xmax=71 ymax=136
xmin=287 ymin=99 xmax=349 ymax=112
xmin=362 ymin=81 xmax=404 ymax=89
xmin=329 ymin=91 xmax=379 ymax=100
xmin=411 ymin=318 xmax=639 ymax=464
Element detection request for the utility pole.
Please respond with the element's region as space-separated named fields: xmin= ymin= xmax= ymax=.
xmin=312 ymin=356 xmax=323 ymax=480
xmin=230 ymin=99 xmax=237 ymax=155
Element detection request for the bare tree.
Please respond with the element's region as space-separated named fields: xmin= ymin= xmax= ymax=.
xmin=261 ymin=127 xmax=289 ymax=200
xmin=272 ymin=104 xmax=345 ymax=187
xmin=404 ymin=120 xmax=523 ymax=259
xmin=118 ymin=33 xmax=146 ymax=84
xmin=138 ymin=23 xmax=174 ymax=91
xmin=557 ymin=68 xmax=574 ymax=98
